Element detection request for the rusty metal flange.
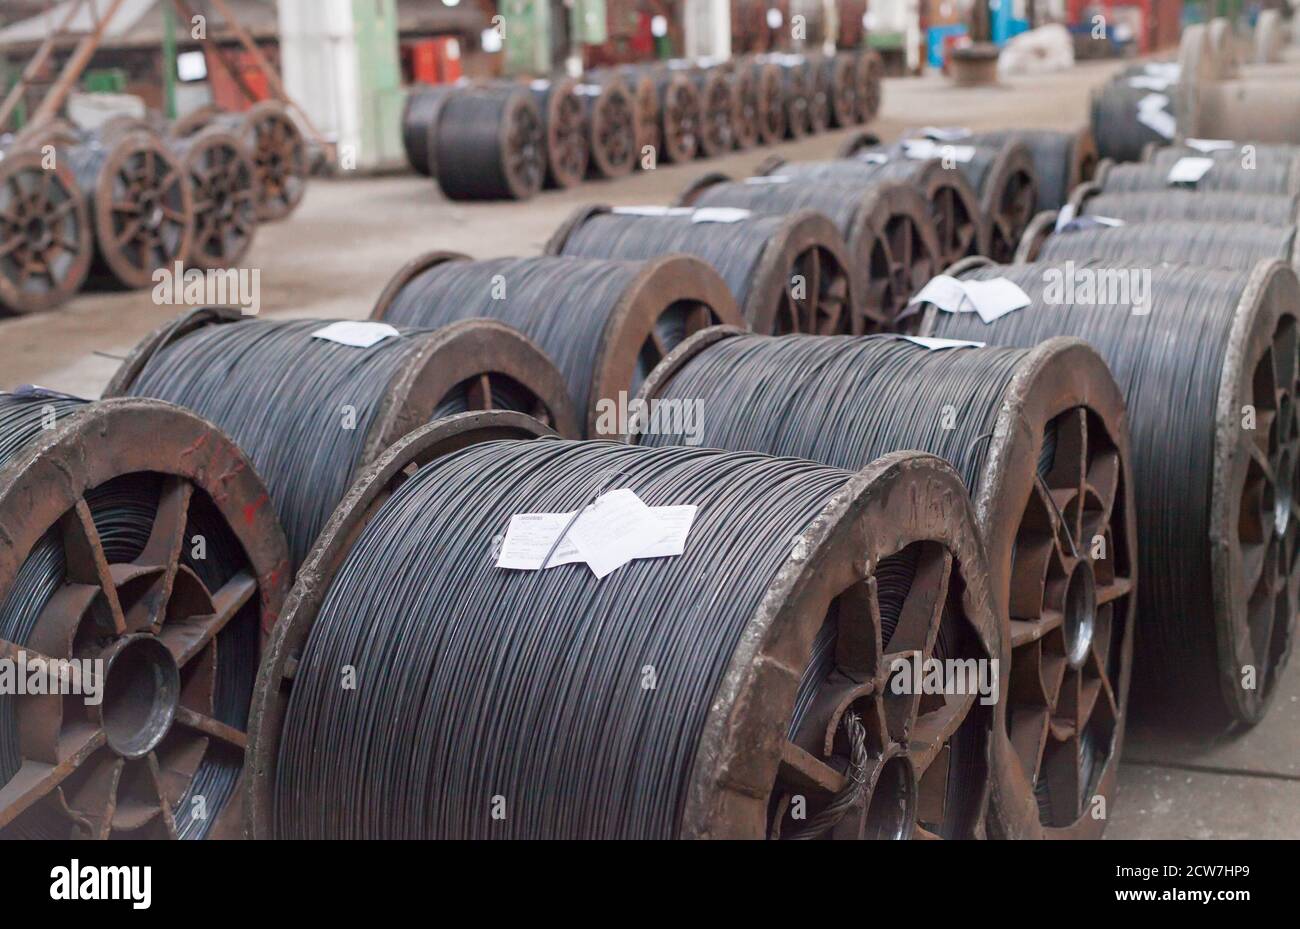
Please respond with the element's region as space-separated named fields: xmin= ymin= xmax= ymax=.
xmin=0 ymin=397 xmax=291 ymax=839
xmin=532 ymin=77 xmax=588 ymax=189
xmin=976 ymin=141 xmax=1040 ymax=264
xmin=580 ymin=77 xmax=637 ymax=179
xmin=854 ymin=49 xmax=884 ymax=123
xmin=241 ymin=411 xmax=557 ymax=839
xmin=1014 ymin=210 xmax=1059 ymax=263
xmin=0 ymin=144 xmax=93 ymax=314
xmin=230 ymin=101 xmax=308 ymax=222
xmin=748 ymin=59 xmax=787 ymax=144
xmin=854 ymin=181 xmax=942 ymax=330
xmin=825 ymin=52 xmax=859 ymax=128
xmin=170 ymin=126 xmax=259 ymax=271
xmin=653 ymin=70 xmax=702 ymax=163
xmin=689 ymin=66 xmax=737 ymax=157
xmin=75 ymin=131 xmax=194 ymax=290
xmin=728 ymin=66 xmax=761 ymax=150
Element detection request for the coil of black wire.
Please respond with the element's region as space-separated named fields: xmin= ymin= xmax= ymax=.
xmin=111 ymin=315 xmax=562 ymax=567
xmin=518 ymin=77 xmax=588 ymax=189
xmin=925 ymin=259 xmax=1300 ymax=728
xmin=370 ymin=252 xmax=740 ymax=430
xmin=1036 ymin=220 xmax=1298 ymax=268
xmin=65 ymin=128 xmax=193 ymax=289
xmin=1096 ymin=159 xmax=1299 ymax=195
xmin=407 ymin=84 xmax=545 ymax=200
xmin=1146 ymin=142 xmax=1300 ymax=170
xmin=545 ymin=206 xmax=859 ymax=336
xmin=1089 ymin=78 xmax=1179 ymax=163
xmin=269 ymin=436 xmax=981 ymax=838
xmin=669 ymin=62 xmax=734 ymax=156
xmin=0 ymin=392 xmax=261 ymax=839
xmin=633 ymin=65 xmax=699 ymax=163
xmin=1075 ymin=188 xmax=1300 ymax=226
xmin=167 ymin=126 xmax=259 ymax=270
xmin=574 ymin=78 xmax=637 ymax=178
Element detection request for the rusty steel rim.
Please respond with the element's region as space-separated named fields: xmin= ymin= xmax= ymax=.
xmin=1069 ymin=126 xmax=1100 ymax=193
xmin=695 ymin=69 xmax=736 ymax=157
xmin=0 ymin=146 xmax=93 ymax=314
xmin=855 ymin=50 xmax=884 ymax=123
xmin=1014 ymin=209 xmax=1059 ymax=263
xmin=91 ymin=132 xmax=194 ymax=290
xmin=240 ymin=102 xmax=308 ymax=222
xmin=175 ymin=128 xmax=259 ymax=271
xmin=752 ymin=61 xmax=787 ymax=144
xmin=746 ymin=210 xmax=860 ymax=336
xmin=1210 ymin=261 xmax=1300 ymax=724
xmin=730 ymin=67 xmax=760 ymax=149
xmin=0 ymin=398 xmax=291 ymax=839
xmin=807 ymin=58 xmax=832 ymax=133
xmin=498 ymin=93 xmax=546 ymax=199
xmin=628 ymin=74 xmax=662 ymax=163
xmin=242 ymin=411 xmax=557 ymax=838
xmin=981 ymin=143 xmax=1040 ymax=264
xmin=659 ymin=75 xmax=701 ymax=163
xmin=542 ymin=78 xmax=588 ymax=189
xmin=854 ymin=182 xmax=942 ymax=330
xmin=779 ymin=64 xmax=812 ymax=139
xmin=827 ymin=53 xmax=859 ymax=128
xmin=586 ymin=80 xmax=636 ymax=178
xmin=915 ymin=163 xmax=986 ymax=267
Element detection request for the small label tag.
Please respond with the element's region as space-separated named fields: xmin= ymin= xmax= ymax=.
xmin=1058 ymin=215 xmax=1125 ymax=233
xmin=744 ymin=175 xmax=791 ymax=184
xmin=310 ymin=321 xmax=400 ymax=348
xmin=496 ymin=491 xmax=695 ymax=578
xmin=855 ymin=151 xmax=890 ymax=165
xmin=1167 ymin=156 xmax=1215 ymax=185
xmin=898 ymin=336 xmax=986 ymax=351
xmin=1053 ymin=202 xmax=1077 ymax=232
xmin=691 ymin=207 xmax=751 ymax=224
xmin=902 ymin=139 xmax=975 ymax=163
xmin=910 ymin=275 xmax=1031 ymax=324
xmin=1184 ymin=137 xmax=1235 ymax=153
xmin=1134 ymin=93 xmax=1176 ymax=140
xmin=918 ymin=125 xmax=973 ymax=142
xmin=11 ymin=384 xmax=87 ymax=402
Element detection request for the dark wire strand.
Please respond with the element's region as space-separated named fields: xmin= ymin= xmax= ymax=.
xmin=273 ymin=438 xmax=863 ymax=839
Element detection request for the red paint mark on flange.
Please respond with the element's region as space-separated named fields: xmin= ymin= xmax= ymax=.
xmin=244 ymin=493 xmax=269 ymax=525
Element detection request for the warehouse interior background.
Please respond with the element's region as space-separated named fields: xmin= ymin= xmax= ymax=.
xmin=0 ymin=0 xmax=1298 ymax=844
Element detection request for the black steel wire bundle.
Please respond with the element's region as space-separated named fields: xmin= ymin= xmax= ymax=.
xmin=401 ymin=84 xmax=452 ymax=176
xmin=119 ymin=318 xmax=486 ymax=568
xmin=762 ymin=156 xmax=930 ymax=189
xmin=418 ymin=85 xmax=546 ymax=200
xmin=1090 ymin=79 xmax=1177 ymax=163
xmin=671 ymin=64 xmax=734 ymax=156
xmin=686 ymin=177 xmax=865 ymax=242
xmin=853 ymin=140 xmax=1015 ymax=209
xmin=520 ymin=78 xmax=589 ymax=188
xmin=634 ymin=65 xmax=700 ymax=162
xmin=574 ymin=79 xmax=636 ymax=178
xmin=272 ymin=438 xmax=873 ymax=838
xmin=972 ymin=130 xmax=1088 ymax=211
xmin=547 ymin=209 xmax=815 ymax=330
xmin=1078 ymin=189 xmax=1300 ymax=226
xmin=0 ymin=393 xmax=256 ymax=839
xmin=1039 ymin=221 xmax=1297 ymax=268
xmin=1148 ymin=142 xmax=1300 ymax=170
xmin=766 ymin=55 xmax=814 ymax=137
xmin=374 ymin=255 xmax=679 ymax=416
xmin=1099 ymin=160 xmax=1297 ymax=195
xmin=927 ymin=261 xmax=1283 ymax=725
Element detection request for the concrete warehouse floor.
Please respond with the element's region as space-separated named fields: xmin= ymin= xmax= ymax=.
xmin=2 ymin=58 xmax=1297 ymax=839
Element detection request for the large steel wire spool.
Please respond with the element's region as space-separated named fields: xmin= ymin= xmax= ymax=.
xmin=369 ymin=251 xmax=742 ymax=436
xmin=545 ymin=204 xmax=861 ymax=337
xmin=1086 ymin=77 xmax=1180 ymax=163
xmin=175 ymin=101 xmax=309 ymax=222
xmin=1091 ymin=159 xmax=1300 ymax=196
xmin=166 ymin=126 xmax=258 ymax=270
xmin=678 ymin=173 xmax=939 ymax=329
xmin=924 ymin=259 xmax=1300 ymax=729
xmin=104 ymin=310 xmax=578 ymax=569
xmin=633 ymin=330 xmax=1135 ymax=838
xmin=1066 ymin=183 xmax=1300 ymax=227
xmin=1144 ymin=142 xmax=1300 ymax=169
xmin=589 ymin=68 xmax=660 ymax=165
xmin=725 ymin=62 xmax=761 ymax=149
xmin=1018 ymin=217 xmax=1299 ymax=268
xmin=760 ymin=155 xmax=985 ymax=267
xmin=802 ymin=54 xmax=833 ymax=134
xmin=763 ymin=54 xmax=814 ymax=139
xmin=669 ymin=62 xmax=735 ymax=157
xmin=243 ymin=411 xmax=1001 ymax=839
xmin=635 ymin=65 xmax=701 ymax=164
xmin=1177 ymin=22 xmax=1300 ymax=145
xmin=970 ymin=128 xmax=1099 ymax=212
xmin=0 ymin=137 xmax=93 ymax=314
xmin=65 ymin=128 xmax=193 ymax=290
xmin=0 ymin=392 xmax=290 ymax=839
xmin=852 ymin=49 xmax=884 ymax=123
xmin=401 ymin=84 xmax=545 ymax=200
xmin=518 ymin=77 xmax=588 ymax=189
xmin=575 ymin=78 xmax=637 ymax=179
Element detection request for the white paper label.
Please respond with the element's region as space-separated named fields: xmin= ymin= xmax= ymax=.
xmin=612 ymin=205 xmax=693 ymax=217
xmin=857 ymin=151 xmax=890 ymax=164
xmin=902 ymin=138 xmax=975 ymax=163
xmin=910 ymin=275 xmax=1031 ymax=324
xmin=1053 ymin=202 xmax=1077 ymax=232
xmin=919 ymin=125 xmax=973 ymax=142
xmin=744 ymin=175 xmax=791 ymax=185
xmin=1134 ymin=92 xmax=1176 ymax=140
xmin=1127 ymin=74 xmax=1173 ymax=91
xmin=1167 ymin=156 xmax=1215 ymax=185
xmin=310 ymin=321 xmax=400 ymax=348
xmin=1184 ymin=137 xmax=1235 ymax=153
xmin=899 ymin=336 xmax=986 ymax=350
xmin=691 ymin=207 xmax=751 ymax=224
xmin=1058 ymin=215 xmax=1125 ymax=233
xmin=496 ymin=491 xmax=695 ymax=578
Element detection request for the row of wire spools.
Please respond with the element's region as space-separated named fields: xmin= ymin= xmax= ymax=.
xmin=0 ymin=100 xmax=310 ymax=317
xmin=2 ymin=118 xmax=1298 ymax=839
xmin=1090 ymin=12 xmax=1300 ymax=162
xmin=400 ymin=50 xmax=885 ymax=201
